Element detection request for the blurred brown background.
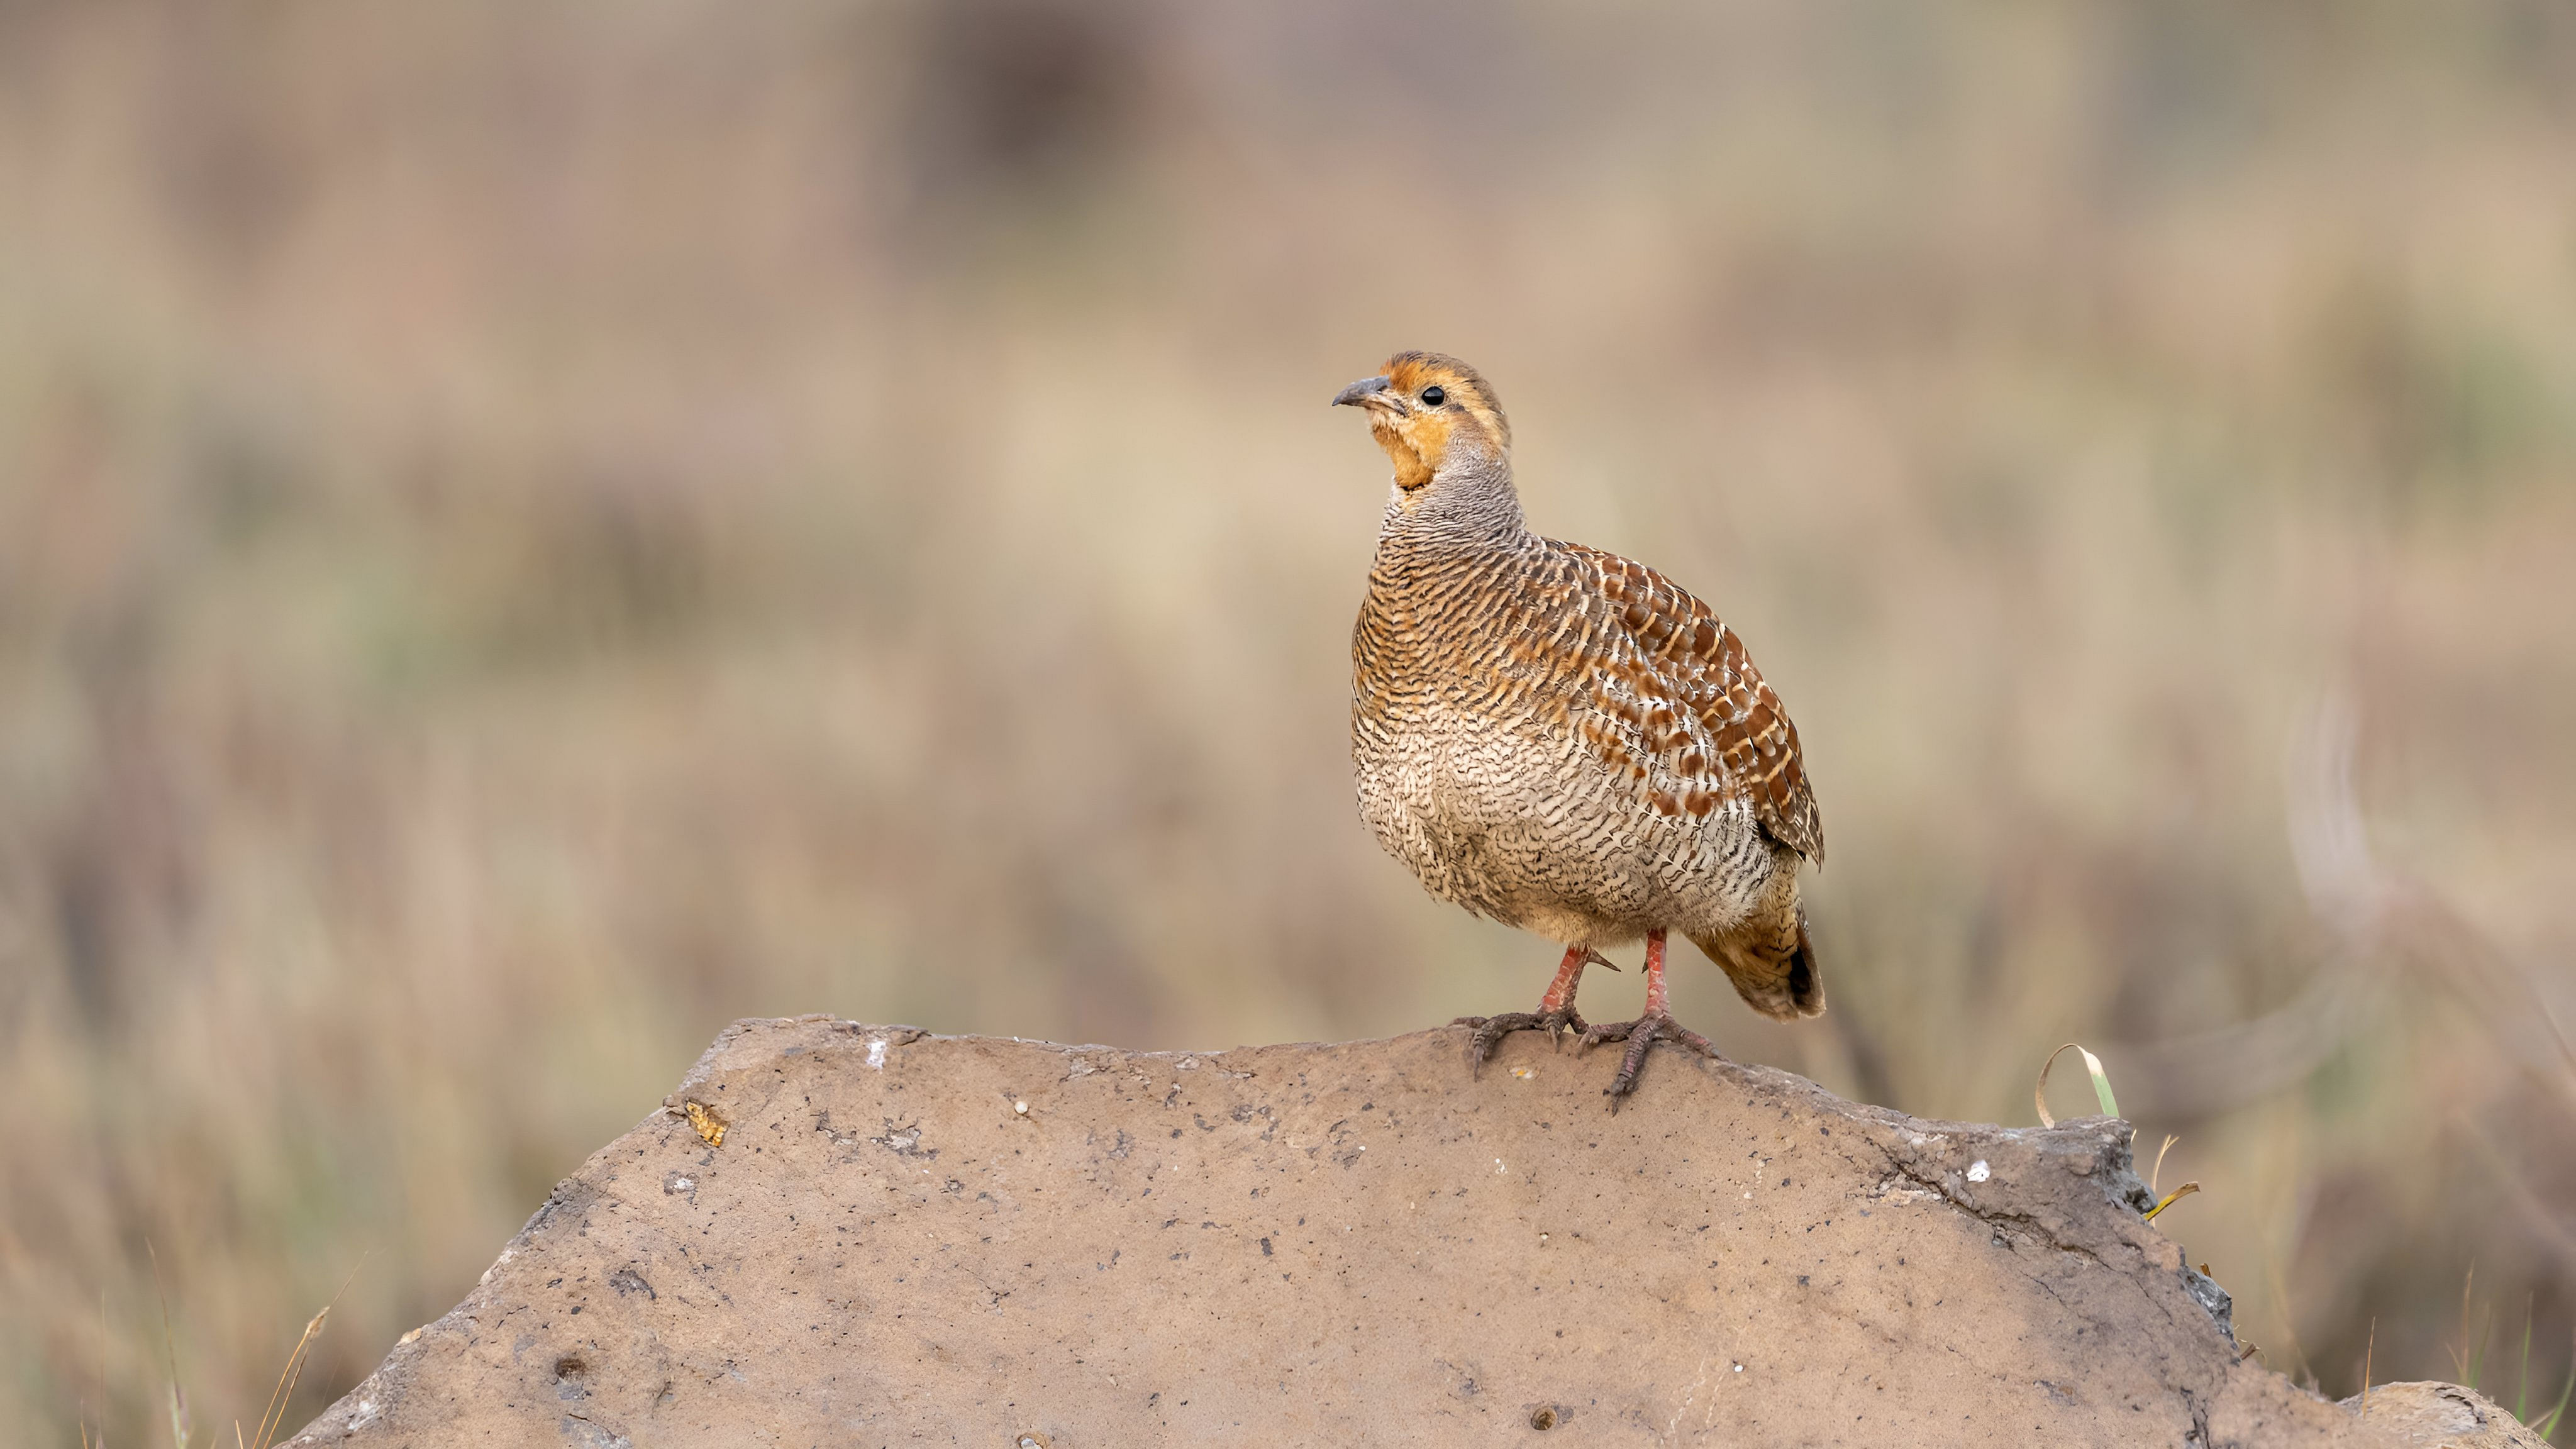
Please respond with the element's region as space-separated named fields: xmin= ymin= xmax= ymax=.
xmin=5 ymin=0 xmax=2574 ymax=1440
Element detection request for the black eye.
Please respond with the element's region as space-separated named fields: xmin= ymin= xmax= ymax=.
xmin=1421 ymin=386 xmax=1446 ymax=407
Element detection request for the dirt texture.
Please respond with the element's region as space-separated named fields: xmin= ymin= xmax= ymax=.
xmin=286 ymin=1018 xmax=2529 ymax=1446
xmin=2340 ymin=1383 xmax=2555 ymax=1447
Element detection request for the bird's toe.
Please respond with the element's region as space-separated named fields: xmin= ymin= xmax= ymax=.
xmin=1587 ymin=1013 xmax=1725 ymax=1109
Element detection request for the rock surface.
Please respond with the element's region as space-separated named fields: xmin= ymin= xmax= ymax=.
xmin=288 ymin=1018 xmax=2530 ymax=1446
xmin=2339 ymin=1383 xmax=2555 ymax=1448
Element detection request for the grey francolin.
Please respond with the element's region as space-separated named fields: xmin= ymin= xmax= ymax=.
xmin=1334 ymin=351 xmax=1825 ymax=1102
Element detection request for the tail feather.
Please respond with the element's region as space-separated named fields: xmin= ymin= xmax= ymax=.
xmin=1690 ymin=907 xmax=1826 ymax=1021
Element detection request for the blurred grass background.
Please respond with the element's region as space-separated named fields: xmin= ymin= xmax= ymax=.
xmin=4 ymin=0 xmax=2573 ymax=1439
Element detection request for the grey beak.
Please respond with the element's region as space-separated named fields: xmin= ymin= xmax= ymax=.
xmin=1332 ymin=375 xmax=1394 ymax=409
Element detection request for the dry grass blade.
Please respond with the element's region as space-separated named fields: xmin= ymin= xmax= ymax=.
xmin=252 ymin=1257 xmax=370 ymax=1449
xmin=2035 ymin=1042 xmax=2120 ymax=1128
xmin=2451 ymin=1265 xmax=2489 ymax=1385
xmin=2143 ymin=1182 xmax=2201 ymax=1223
xmin=149 ymin=1241 xmax=192 ymax=1449
xmin=2151 ymin=1135 xmax=2180 ymax=1196
xmin=251 ymin=1307 xmax=329 ymax=1449
xmin=2473 ymin=1302 xmax=2495 ymax=1394
xmin=2363 ymin=1318 xmax=2377 ymax=1416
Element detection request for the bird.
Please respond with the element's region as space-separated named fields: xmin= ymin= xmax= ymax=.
xmin=1333 ymin=350 xmax=1825 ymax=1103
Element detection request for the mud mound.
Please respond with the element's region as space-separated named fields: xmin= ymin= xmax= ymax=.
xmin=286 ymin=1018 xmax=2526 ymax=1446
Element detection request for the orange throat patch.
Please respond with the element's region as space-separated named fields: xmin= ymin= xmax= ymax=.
xmin=1370 ymin=411 xmax=1446 ymax=491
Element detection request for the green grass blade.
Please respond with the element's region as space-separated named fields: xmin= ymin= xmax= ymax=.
xmin=2519 ymin=1297 xmax=2536 ymax=1421
xmin=2078 ymin=1046 xmax=2120 ymax=1118
xmin=2035 ymin=1043 xmax=2122 ymax=1126
xmin=2536 ymin=1329 xmax=2574 ymax=1441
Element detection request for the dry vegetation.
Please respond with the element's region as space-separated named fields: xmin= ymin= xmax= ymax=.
xmin=2 ymin=0 xmax=2572 ymax=1440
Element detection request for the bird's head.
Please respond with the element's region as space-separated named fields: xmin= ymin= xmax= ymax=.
xmin=1331 ymin=352 xmax=1511 ymax=491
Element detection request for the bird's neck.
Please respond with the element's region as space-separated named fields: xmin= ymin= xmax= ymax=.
xmin=1377 ymin=457 xmax=1527 ymax=557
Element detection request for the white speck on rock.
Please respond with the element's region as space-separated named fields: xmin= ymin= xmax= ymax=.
xmin=1014 ymin=1100 xmax=1030 ymax=1115
xmin=1495 ymin=1158 xmax=1507 ymax=1174
xmin=866 ymin=1039 xmax=887 ymax=1070
xmin=1967 ymin=1160 xmax=1991 ymax=1183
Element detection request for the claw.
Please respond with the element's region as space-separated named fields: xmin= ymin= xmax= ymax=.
xmin=1458 ymin=1008 xmax=1589 ymax=1074
xmin=1580 ymin=1012 xmax=1723 ymax=1110
xmin=1453 ymin=1014 xmax=1499 ymax=1075
xmin=1463 ymin=943 xmax=1607 ymax=1080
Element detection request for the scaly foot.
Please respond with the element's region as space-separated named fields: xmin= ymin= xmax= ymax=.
xmin=1580 ymin=1011 xmax=1723 ymax=1107
xmin=1454 ymin=1005 xmax=1592 ymax=1073
xmin=1454 ymin=945 xmax=1616 ymax=1075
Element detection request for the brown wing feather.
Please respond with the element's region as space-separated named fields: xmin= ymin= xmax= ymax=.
xmin=1543 ymin=541 xmax=1823 ymax=863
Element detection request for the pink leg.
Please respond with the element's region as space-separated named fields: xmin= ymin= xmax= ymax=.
xmin=1582 ymin=927 xmax=1722 ymax=1108
xmin=1455 ymin=942 xmax=1607 ymax=1071
xmin=1538 ymin=943 xmax=1591 ymax=1014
